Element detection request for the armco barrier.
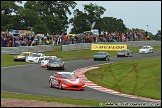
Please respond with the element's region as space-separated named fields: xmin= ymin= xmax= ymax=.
xmin=61 ymin=41 xmax=161 ymax=51
xmin=1 ymin=45 xmax=54 ymax=55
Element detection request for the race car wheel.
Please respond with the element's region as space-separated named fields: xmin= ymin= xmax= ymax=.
xmin=94 ymin=59 xmax=96 ymax=61
xmin=105 ymin=57 xmax=108 ymax=61
xmin=47 ymin=66 xmax=51 ymax=70
xmin=60 ymin=66 xmax=65 ymax=70
xmin=129 ymin=53 xmax=132 ymax=57
xmin=152 ymin=50 xmax=154 ymax=53
xmin=49 ymin=80 xmax=53 ymax=87
xmin=38 ymin=59 xmax=41 ymax=63
xmin=59 ymin=82 xmax=62 ymax=90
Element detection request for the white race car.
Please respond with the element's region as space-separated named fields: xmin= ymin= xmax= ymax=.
xmin=41 ymin=56 xmax=57 ymax=68
xmin=25 ymin=53 xmax=45 ymax=63
xmin=139 ymin=45 xmax=154 ymax=54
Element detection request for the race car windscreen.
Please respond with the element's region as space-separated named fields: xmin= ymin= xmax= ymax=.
xmin=45 ymin=57 xmax=50 ymax=60
xmin=120 ymin=50 xmax=128 ymax=52
xmin=31 ymin=54 xmax=41 ymax=57
xmin=20 ymin=53 xmax=28 ymax=56
xmin=60 ymin=74 xmax=75 ymax=79
xmin=142 ymin=47 xmax=149 ymax=49
xmin=49 ymin=59 xmax=62 ymax=63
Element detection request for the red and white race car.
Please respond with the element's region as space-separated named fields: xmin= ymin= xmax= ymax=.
xmin=48 ymin=72 xmax=85 ymax=91
xmin=41 ymin=56 xmax=57 ymax=68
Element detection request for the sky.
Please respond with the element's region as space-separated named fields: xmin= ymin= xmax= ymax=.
xmin=17 ymin=1 xmax=161 ymax=35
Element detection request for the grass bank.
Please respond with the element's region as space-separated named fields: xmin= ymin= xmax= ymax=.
xmin=85 ymin=57 xmax=161 ymax=100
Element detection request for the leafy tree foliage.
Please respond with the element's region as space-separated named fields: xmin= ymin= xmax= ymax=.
xmin=69 ymin=3 xmax=106 ymax=34
xmin=2 ymin=1 xmax=157 ymax=36
xmin=1 ymin=1 xmax=22 ymax=30
xmin=100 ymin=17 xmax=127 ymax=34
xmin=24 ymin=1 xmax=76 ymax=34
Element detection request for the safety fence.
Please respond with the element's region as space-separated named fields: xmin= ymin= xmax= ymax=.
xmin=61 ymin=41 xmax=161 ymax=51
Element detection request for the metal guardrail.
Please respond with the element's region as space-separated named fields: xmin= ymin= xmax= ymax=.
xmin=1 ymin=45 xmax=54 ymax=55
xmin=61 ymin=41 xmax=161 ymax=51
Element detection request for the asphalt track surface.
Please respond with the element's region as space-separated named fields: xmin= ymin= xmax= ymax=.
xmin=1 ymin=51 xmax=161 ymax=103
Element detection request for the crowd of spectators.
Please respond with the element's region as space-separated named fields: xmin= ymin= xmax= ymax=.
xmin=1 ymin=30 xmax=146 ymax=47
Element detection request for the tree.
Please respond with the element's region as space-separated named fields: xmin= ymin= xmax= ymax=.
xmin=155 ymin=30 xmax=161 ymax=40
xmin=100 ymin=17 xmax=127 ymax=34
xmin=69 ymin=3 xmax=106 ymax=33
xmin=24 ymin=1 xmax=77 ymax=34
xmin=1 ymin=1 xmax=22 ymax=31
xmin=16 ymin=8 xmax=43 ymax=30
xmin=33 ymin=22 xmax=50 ymax=34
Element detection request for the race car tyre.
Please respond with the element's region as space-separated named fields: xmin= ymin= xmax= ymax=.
xmin=38 ymin=59 xmax=41 ymax=63
xmin=47 ymin=66 xmax=51 ymax=70
xmin=61 ymin=67 xmax=65 ymax=70
xmin=94 ymin=59 xmax=96 ymax=61
xmin=108 ymin=56 xmax=110 ymax=60
xmin=152 ymin=50 xmax=154 ymax=53
xmin=49 ymin=80 xmax=53 ymax=87
xmin=105 ymin=57 xmax=108 ymax=61
xmin=59 ymin=82 xmax=62 ymax=90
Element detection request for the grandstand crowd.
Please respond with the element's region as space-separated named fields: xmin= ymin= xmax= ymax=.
xmin=1 ymin=30 xmax=146 ymax=47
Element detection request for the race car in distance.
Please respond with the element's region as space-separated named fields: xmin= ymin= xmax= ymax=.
xmin=93 ymin=52 xmax=110 ymax=61
xmin=117 ymin=49 xmax=133 ymax=57
xmin=25 ymin=52 xmax=45 ymax=63
xmin=14 ymin=52 xmax=33 ymax=61
xmin=41 ymin=56 xmax=57 ymax=68
xmin=49 ymin=72 xmax=85 ymax=91
xmin=47 ymin=58 xmax=65 ymax=70
xmin=139 ymin=45 xmax=154 ymax=54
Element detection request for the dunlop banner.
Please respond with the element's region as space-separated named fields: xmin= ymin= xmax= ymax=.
xmin=91 ymin=44 xmax=127 ymax=51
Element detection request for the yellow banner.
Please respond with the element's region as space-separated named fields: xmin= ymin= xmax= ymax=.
xmin=91 ymin=44 xmax=127 ymax=51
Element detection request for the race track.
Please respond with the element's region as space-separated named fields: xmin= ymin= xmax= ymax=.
xmin=1 ymin=51 xmax=161 ymax=103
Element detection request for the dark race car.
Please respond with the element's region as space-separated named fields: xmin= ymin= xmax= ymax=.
xmin=117 ymin=49 xmax=133 ymax=57
xmin=93 ymin=52 xmax=110 ymax=61
xmin=47 ymin=58 xmax=65 ymax=70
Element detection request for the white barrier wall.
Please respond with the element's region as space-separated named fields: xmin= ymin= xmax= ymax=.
xmin=1 ymin=41 xmax=161 ymax=54
xmin=61 ymin=41 xmax=161 ymax=51
xmin=1 ymin=45 xmax=54 ymax=55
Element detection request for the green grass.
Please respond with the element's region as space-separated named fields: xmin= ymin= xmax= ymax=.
xmin=1 ymin=45 xmax=161 ymax=106
xmin=1 ymin=45 xmax=161 ymax=66
xmin=1 ymin=91 xmax=106 ymax=107
xmin=85 ymin=57 xmax=161 ymax=100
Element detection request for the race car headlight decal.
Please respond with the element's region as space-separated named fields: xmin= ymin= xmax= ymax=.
xmin=63 ymin=80 xmax=68 ymax=84
xmin=35 ymin=58 xmax=38 ymax=60
xmin=42 ymin=62 xmax=44 ymax=64
xmin=60 ymin=64 xmax=64 ymax=66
